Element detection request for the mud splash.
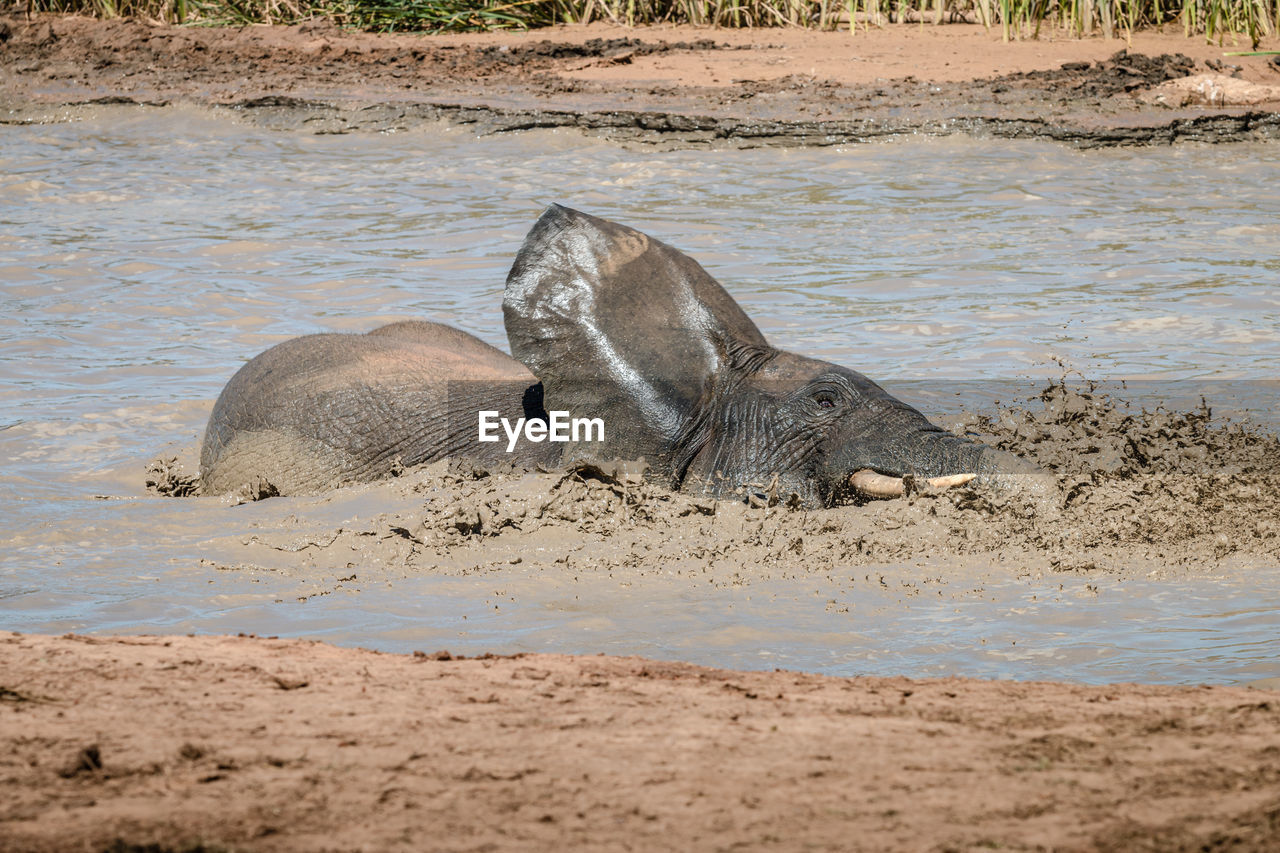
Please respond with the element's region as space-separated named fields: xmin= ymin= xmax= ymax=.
xmin=158 ymin=381 xmax=1280 ymax=579
xmin=958 ymin=380 xmax=1280 ymax=571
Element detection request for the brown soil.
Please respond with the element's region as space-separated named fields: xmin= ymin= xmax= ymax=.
xmin=4 ymin=631 xmax=1280 ymax=853
xmin=3 ymin=14 xmax=1280 ymax=145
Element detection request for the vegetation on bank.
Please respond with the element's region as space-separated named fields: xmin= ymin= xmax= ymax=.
xmin=18 ymin=0 xmax=1280 ymax=43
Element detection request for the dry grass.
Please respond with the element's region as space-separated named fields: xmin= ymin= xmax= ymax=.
xmin=18 ymin=0 xmax=1280 ymax=42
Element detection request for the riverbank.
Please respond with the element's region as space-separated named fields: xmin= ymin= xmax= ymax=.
xmin=3 ymin=15 xmax=1280 ymax=145
xmin=4 ymin=631 xmax=1279 ymax=852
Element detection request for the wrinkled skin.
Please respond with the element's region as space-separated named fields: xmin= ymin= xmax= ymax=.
xmin=201 ymin=205 xmax=1056 ymax=511
xmin=199 ymin=321 xmax=556 ymax=496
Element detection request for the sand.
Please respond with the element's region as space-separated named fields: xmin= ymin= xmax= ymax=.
xmin=5 ymin=631 xmax=1280 ymax=852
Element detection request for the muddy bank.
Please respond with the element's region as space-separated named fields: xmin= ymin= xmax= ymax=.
xmin=4 ymin=15 xmax=1280 ymax=146
xmin=3 ymin=631 xmax=1279 ymax=853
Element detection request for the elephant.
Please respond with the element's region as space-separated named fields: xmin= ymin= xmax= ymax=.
xmin=199 ymin=204 xmax=1054 ymax=510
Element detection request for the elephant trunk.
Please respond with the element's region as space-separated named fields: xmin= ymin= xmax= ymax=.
xmin=972 ymin=444 xmax=1061 ymax=518
xmin=842 ymin=419 xmax=1059 ymax=518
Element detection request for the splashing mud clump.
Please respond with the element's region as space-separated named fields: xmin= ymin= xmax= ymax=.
xmin=394 ymin=457 xmax=711 ymax=543
xmin=143 ymin=456 xmax=200 ymax=498
xmin=959 ymin=381 xmax=1280 ymax=570
xmin=210 ymin=382 xmax=1279 ymax=581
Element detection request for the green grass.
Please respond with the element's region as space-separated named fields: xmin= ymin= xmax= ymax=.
xmin=21 ymin=0 xmax=1280 ymax=41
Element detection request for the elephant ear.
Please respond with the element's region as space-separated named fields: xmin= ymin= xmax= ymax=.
xmin=504 ymin=204 xmax=770 ymax=466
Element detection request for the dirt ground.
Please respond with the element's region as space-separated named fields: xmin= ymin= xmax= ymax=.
xmin=3 ymin=14 xmax=1280 ymax=144
xmin=6 ymin=13 xmax=1280 ymax=851
xmin=4 ymin=631 xmax=1280 ymax=853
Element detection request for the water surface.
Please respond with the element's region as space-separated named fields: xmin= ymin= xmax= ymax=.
xmin=2 ymin=106 xmax=1278 ymax=684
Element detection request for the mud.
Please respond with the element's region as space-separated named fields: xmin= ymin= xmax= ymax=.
xmin=153 ymin=380 xmax=1280 ymax=579
xmin=4 ymin=631 xmax=1280 ymax=852
xmin=3 ymin=15 xmax=1280 ymax=146
xmin=999 ymin=48 xmax=1196 ymax=98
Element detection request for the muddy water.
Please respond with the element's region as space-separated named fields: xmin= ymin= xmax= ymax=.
xmin=2 ymin=106 xmax=1279 ymax=685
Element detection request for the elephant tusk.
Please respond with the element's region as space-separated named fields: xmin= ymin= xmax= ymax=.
xmin=926 ymin=473 xmax=977 ymax=489
xmin=849 ymin=470 xmax=977 ymax=500
xmin=849 ymin=470 xmax=906 ymax=499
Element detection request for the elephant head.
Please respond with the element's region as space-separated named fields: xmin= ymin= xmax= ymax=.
xmin=504 ymin=205 xmax=1054 ymax=511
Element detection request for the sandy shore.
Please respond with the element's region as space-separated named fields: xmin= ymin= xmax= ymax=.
xmin=3 ymin=15 xmax=1280 ymax=144
xmin=4 ymin=631 xmax=1280 ymax=852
